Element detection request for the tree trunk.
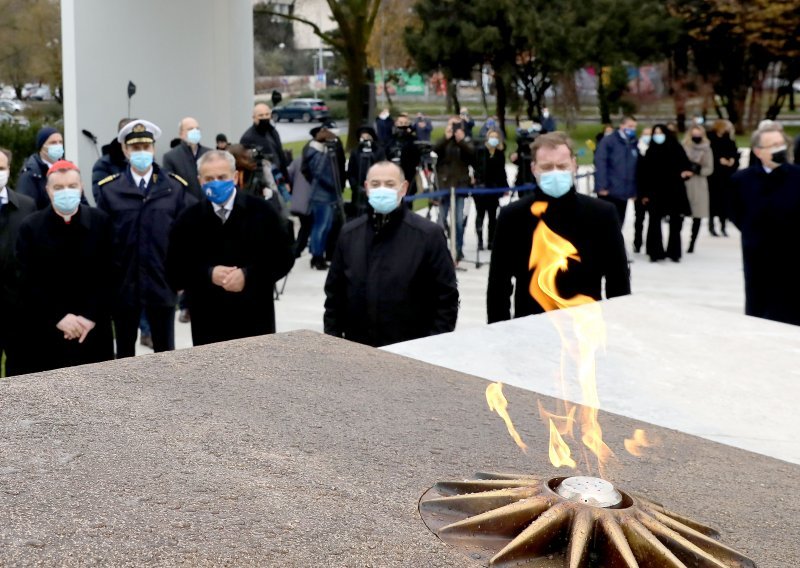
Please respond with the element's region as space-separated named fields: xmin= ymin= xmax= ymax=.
xmin=345 ymin=49 xmax=368 ymax=151
xmin=447 ymin=78 xmax=460 ymax=116
xmin=597 ymin=66 xmax=611 ymax=125
xmin=495 ymin=72 xmax=508 ymax=139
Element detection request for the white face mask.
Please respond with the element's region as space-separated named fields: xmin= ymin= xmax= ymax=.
xmin=0 ymin=170 xmax=9 ymax=188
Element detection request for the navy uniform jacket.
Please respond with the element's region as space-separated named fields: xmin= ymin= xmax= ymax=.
xmin=487 ymin=189 xmax=631 ymax=323
xmin=96 ymin=164 xmax=195 ymax=309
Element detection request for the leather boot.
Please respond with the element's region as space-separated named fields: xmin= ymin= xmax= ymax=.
xmin=709 ymin=217 xmax=718 ymax=237
xmin=687 ymin=218 xmax=701 ymax=253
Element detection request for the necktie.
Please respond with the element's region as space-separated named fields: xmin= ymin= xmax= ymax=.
xmin=217 ymin=208 xmax=228 ymax=223
xmin=139 ymin=178 xmax=147 ymax=194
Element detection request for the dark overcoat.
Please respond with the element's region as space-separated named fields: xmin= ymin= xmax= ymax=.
xmin=166 ymin=191 xmax=295 ymax=346
xmin=487 ymin=190 xmax=631 ymax=323
xmin=16 ymin=205 xmax=115 ymax=373
xmin=729 ymin=164 xmax=800 ymax=325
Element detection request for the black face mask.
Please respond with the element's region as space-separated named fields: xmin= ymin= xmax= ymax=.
xmin=771 ymin=149 xmax=788 ymax=165
xmin=395 ymin=126 xmax=411 ymax=136
xmin=257 ymin=119 xmax=273 ymax=132
xmin=691 ymin=136 xmax=703 ymax=144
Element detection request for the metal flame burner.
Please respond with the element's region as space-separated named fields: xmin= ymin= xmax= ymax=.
xmin=418 ymin=472 xmax=756 ymax=568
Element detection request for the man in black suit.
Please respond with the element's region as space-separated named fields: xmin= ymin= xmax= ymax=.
xmin=0 ymin=147 xmax=37 ymax=376
xmin=167 ymin=150 xmax=295 ymax=346
xmin=487 ymin=132 xmax=631 ymax=322
xmin=162 ymin=116 xmax=210 ymax=201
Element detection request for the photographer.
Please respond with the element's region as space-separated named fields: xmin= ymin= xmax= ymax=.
xmin=473 ymin=129 xmax=508 ymax=251
xmin=510 ymin=121 xmax=541 ymax=196
xmin=347 ymin=126 xmax=385 ymax=218
xmin=302 ymin=125 xmax=345 ymax=270
xmin=226 ymin=144 xmax=289 ymax=225
xmin=434 ymin=117 xmax=475 ymax=263
xmin=385 ymin=113 xmax=422 ymax=201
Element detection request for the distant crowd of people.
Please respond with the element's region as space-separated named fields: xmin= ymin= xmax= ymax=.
xmin=1 ymin=102 xmax=798 ymax=377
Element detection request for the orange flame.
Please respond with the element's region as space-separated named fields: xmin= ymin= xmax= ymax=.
xmin=548 ymin=419 xmax=576 ymax=468
xmin=530 ymin=203 xmax=613 ymax=474
xmin=624 ymin=429 xmax=652 ymax=457
xmin=486 ymin=382 xmax=528 ymax=453
xmin=537 ymin=400 xmax=576 ymax=438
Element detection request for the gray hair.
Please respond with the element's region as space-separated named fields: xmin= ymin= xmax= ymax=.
xmin=197 ymin=150 xmax=236 ymax=173
xmin=752 ymin=121 xmax=788 ymax=148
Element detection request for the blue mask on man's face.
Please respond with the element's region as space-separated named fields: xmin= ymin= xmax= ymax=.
xmin=368 ymin=187 xmax=400 ymax=214
xmin=129 ymin=150 xmax=154 ymax=172
xmin=203 ymin=179 xmax=236 ymax=205
xmin=537 ymin=171 xmax=573 ymax=198
xmin=624 ymin=128 xmax=637 ymax=140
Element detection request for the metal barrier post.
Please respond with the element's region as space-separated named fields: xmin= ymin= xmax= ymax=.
xmin=449 ymin=186 xmax=457 ymax=262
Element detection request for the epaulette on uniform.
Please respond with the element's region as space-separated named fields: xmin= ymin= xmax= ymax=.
xmin=169 ymin=172 xmax=189 ymax=187
xmin=98 ymin=173 xmax=120 ymax=186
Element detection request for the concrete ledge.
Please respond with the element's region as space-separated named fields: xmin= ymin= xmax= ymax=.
xmin=1 ymin=331 xmax=798 ymax=566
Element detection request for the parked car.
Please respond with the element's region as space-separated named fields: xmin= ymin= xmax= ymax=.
xmin=0 ymin=99 xmax=24 ymax=113
xmin=0 ymin=112 xmax=30 ymax=127
xmin=272 ymin=99 xmax=330 ymax=123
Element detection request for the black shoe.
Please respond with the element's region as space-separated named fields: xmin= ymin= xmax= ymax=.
xmin=687 ymin=244 xmax=695 ymax=253
xmin=456 ymin=250 xmax=464 ymax=262
xmin=721 ymin=228 xmax=728 ymax=237
xmin=310 ymin=256 xmax=329 ymax=270
xmin=634 ymin=244 xmax=641 ymax=253
xmin=669 ymin=256 xmax=681 ymax=263
xmin=709 ymin=229 xmax=719 ymax=237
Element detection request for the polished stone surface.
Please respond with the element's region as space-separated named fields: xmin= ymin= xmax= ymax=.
xmin=385 ymin=296 xmax=800 ymax=466
xmin=2 ymin=331 xmax=798 ymax=566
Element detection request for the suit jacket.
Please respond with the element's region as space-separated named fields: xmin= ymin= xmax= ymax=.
xmin=162 ymin=142 xmax=209 ymax=201
xmin=167 ymin=191 xmax=295 ymax=346
xmin=0 ymin=188 xmax=37 ymax=308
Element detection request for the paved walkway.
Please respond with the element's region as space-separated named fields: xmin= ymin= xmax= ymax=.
xmin=137 ymin=195 xmax=746 ymax=354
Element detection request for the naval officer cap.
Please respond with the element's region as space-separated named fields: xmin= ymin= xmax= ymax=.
xmin=118 ymin=119 xmax=162 ymax=145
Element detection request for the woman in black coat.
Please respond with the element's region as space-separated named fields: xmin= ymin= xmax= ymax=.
xmin=638 ymin=124 xmax=693 ymax=262
xmin=16 ymin=203 xmax=115 ymax=373
xmin=473 ymin=128 xmax=508 ymax=250
xmin=707 ymin=120 xmax=739 ymax=236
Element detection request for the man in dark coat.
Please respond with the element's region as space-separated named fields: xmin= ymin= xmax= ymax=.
xmin=0 ymin=147 xmax=37 ymax=376
xmin=162 ymin=116 xmax=210 ymax=201
xmin=239 ymin=103 xmax=290 ymax=182
xmin=91 ymin=118 xmax=133 ymax=203
xmin=95 ymin=119 xmax=194 ymax=357
xmin=730 ymin=123 xmax=800 ymax=326
xmin=593 ymin=116 xmax=639 ymax=225
xmin=435 ymin=118 xmax=475 ymax=262
xmin=167 ymin=150 xmax=295 ymax=346
xmin=347 ymin=126 xmax=385 ymax=218
xmin=17 ymin=126 xmax=67 ymax=209
xmin=15 ymin=160 xmax=115 ymax=374
xmin=324 ymin=161 xmax=458 ymax=347
xmin=384 ymin=113 xmax=422 ymax=200
xmin=488 ymin=132 xmax=631 ymax=323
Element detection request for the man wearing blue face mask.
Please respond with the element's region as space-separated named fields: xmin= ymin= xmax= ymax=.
xmin=593 ymin=115 xmax=639 ymax=226
xmin=324 ymin=161 xmax=458 ymax=347
xmin=15 ymin=160 xmax=115 ymax=373
xmin=17 ymin=126 xmax=87 ymax=210
xmin=162 ymin=116 xmax=210 ymax=202
xmin=166 ymin=150 xmax=294 ymax=346
xmin=487 ymin=132 xmax=631 ymax=322
xmin=96 ymin=119 xmax=195 ymax=358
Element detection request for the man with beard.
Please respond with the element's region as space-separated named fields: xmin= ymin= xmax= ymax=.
xmin=240 ymin=103 xmax=290 ymax=182
xmin=487 ymin=132 xmax=630 ymax=322
xmin=730 ymin=122 xmax=800 ymax=326
xmin=384 ymin=113 xmax=421 ymax=201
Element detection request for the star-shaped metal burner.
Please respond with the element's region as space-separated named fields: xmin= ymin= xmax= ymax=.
xmin=419 ymin=472 xmax=756 ymax=567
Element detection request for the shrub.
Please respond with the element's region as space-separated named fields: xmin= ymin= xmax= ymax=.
xmin=0 ymin=122 xmax=42 ymax=186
